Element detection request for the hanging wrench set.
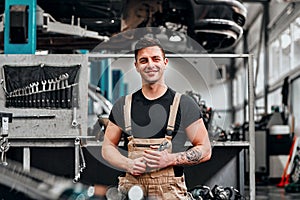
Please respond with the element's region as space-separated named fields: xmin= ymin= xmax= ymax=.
xmin=3 ymin=64 xmax=80 ymax=109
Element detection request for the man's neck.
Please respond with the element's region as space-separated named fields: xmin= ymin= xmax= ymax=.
xmin=141 ymin=84 xmax=168 ymax=100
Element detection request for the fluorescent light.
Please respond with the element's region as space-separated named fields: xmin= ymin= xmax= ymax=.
xmin=169 ymin=35 xmax=182 ymax=42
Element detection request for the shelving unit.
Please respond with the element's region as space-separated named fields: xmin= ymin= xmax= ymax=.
xmin=89 ymin=53 xmax=256 ymax=199
xmin=2 ymin=53 xmax=253 ymax=198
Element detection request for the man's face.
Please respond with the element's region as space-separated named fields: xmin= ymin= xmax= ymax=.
xmin=135 ymin=46 xmax=168 ymax=85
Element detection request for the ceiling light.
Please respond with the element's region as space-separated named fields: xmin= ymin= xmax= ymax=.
xmin=169 ymin=35 xmax=182 ymax=42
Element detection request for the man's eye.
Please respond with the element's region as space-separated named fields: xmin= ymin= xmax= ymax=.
xmin=140 ymin=59 xmax=147 ymax=64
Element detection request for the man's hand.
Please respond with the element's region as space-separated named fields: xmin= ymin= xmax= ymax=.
xmin=128 ymin=157 xmax=147 ymax=176
xmin=143 ymin=148 xmax=173 ymax=170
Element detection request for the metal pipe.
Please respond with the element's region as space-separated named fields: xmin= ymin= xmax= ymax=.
xmin=88 ymin=53 xmax=252 ymax=58
xmin=243 ymin=0 xmax=270 ymax=3
xmin=23 ymin=148 xmax=30 ymax=172
xmin=263 ymin=3 xmax=270 ymax=115
xmin=243 ymin=30 xmax=249 ymax=127
xmin=248 ymin=54 xmax=256 ymax=200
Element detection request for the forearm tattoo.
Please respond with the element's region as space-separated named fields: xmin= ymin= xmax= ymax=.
xmin=175 ymin=147 xmax=203 ymax=166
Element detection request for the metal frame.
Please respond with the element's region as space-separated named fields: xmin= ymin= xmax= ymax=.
xmin=0 ymin=54 xmax=90 ymax=182
xmin=88 ymin=53 xmax=256 ymax=200
xmin=41 ymin=13 xmax=109 ymax=41
xmin=0 ymin=53 xmax=255 ymax=198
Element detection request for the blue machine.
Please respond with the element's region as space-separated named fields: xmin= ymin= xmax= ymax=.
xmin=112 ymin=69 xmax=125 ymax=103
xmin=96 ymin=58 xmax=112 ymax=101
xmin=4 ymin=0 xmax=36 ymax=54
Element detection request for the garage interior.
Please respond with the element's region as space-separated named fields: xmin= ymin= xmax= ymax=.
xmin=1 ymin=0 xmax=300 ymax=200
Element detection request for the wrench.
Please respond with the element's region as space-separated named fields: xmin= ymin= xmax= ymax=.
xmin=41 ymin=80 xmax=47 ymax=91
xmin=55 ymin=77 xmax=60 ymax=90
xmin=55 ymin=78 xmax=61 ymax=108
xmin=0 ymin=138 xmax=10 ymax=166
xmin=72 ymin=107 xmax=78 ymax=127
xmin=48 ymin=79 xmax=56 ymax=107
xmin=29 ymin=83 xmax=35 ymax=108
xmin=41 ymin=80 xmax=47 ymax=107
xmin=73 ymin=137 xmax=86 ymax=183
xmin=59 ymin=74 xmax=67 ymax=108
xmin=34 ymin=82 xmax=40 ymax=108
xmin=21 ymin=87 xmax=26 ymax=107
xmin=59 ymin=74 xmax=66 ymax=89
xmin=0 ymin=151 xmax=7 ymax=166
xmin=25 ymin=86 xmax=30 ymax=107
xmin=32 ymin=82 xmax=39 ymax=107
xmin=48 ymin=79 xmax=54 ymax=91
xmin=33 ymin=82 xmax=39 ymax=93
xmin=15 ymin=88 xmax=21 ymax=106
xmin=64 ymin=73 xmax=69 ymax=87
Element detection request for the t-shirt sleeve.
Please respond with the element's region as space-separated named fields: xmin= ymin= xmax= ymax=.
xmin=108 ymin=96 xmax=125 ymax=129
xmin=179 ymin=94 xmax=202 ymax=129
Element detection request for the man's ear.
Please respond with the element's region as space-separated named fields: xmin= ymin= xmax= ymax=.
xmin=164 ymin=58 xmax=168 ymax=65
xmin=164 ymin=58 xmax=168 ymax=69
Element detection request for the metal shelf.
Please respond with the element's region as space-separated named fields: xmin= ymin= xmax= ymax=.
xmin=212 ymin=141 xmax=250 ymax=147
xmin=87 ymin=53 xmax=256 ymax=200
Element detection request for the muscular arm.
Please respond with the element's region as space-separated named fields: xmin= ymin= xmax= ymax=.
xmin=102 ymin=121 xmax=146 ymax=175
xmin=101 ymin=121 xmax=126 ymax=169
xmin=143 ymin=118 xmax=211 ymax=169
xmin=174 ymin=118 xmax=211 ymax=165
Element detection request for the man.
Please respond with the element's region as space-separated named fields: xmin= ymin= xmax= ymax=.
xmin=102 ymin=37 xmax=211 ymax=199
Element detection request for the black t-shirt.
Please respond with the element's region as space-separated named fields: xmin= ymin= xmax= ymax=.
xmin=109 ymin=88 xmax=202 ymax=176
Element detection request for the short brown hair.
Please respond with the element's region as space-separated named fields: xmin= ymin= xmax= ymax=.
xmin=134 ymin=37 xmax=165 ymax=60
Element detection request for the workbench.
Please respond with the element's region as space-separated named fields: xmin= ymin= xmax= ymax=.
xmin=184 ymin=141 xmax=250 ymax=193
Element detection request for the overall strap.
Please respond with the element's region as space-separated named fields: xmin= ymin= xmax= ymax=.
xmin=124 ymin=94 xmax=132 ymax=133
xmin=166 ymin=92 xmax=182 ymax=135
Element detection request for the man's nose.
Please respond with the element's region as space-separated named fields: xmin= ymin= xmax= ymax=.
xmin=147 ymin=59 xmax=155 ymax=67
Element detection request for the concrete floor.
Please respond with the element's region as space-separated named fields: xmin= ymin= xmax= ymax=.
xmin=255 ymin=185 xmax=300 ymax=200
xmin=245 ymin=184 xmax=300 ymax=200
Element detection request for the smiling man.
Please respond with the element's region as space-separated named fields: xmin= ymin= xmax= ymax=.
xmin=102 ymin=37 xmax=212 ymax=199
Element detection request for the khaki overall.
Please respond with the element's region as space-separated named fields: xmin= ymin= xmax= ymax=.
xmin=118 ymin=93 xmax=192 ymax=200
